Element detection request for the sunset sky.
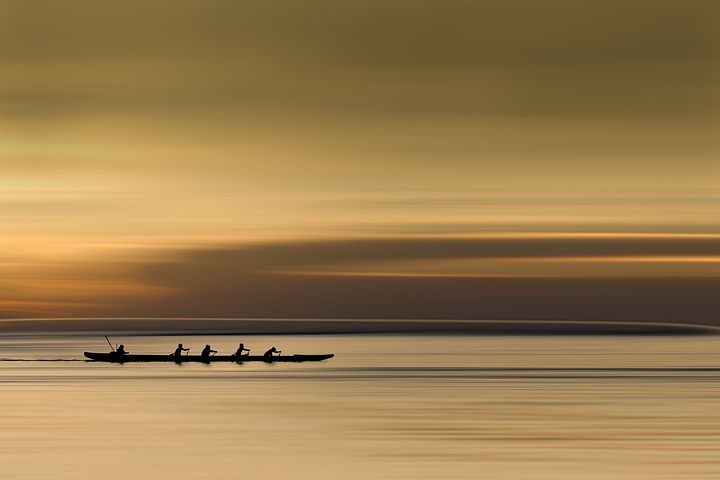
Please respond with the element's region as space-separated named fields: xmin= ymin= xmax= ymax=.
xmin=1 ymin=1 xmax=719 ymax=322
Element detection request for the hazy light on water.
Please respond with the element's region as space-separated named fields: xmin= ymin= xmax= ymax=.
xmin=1 ymin=334 xmax=719 ymax=479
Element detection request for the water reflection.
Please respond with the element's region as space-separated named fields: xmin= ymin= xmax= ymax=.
xmin=0 ymin=334 xmax=719 ymax=479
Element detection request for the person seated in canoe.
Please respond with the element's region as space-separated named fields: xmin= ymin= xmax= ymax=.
xmin=201 ymin=344 xmax=217 ymax=359
xmin=234 ymin=343 xmax=250 ymax=357
xmin=264 ymin=346 xmax=282 ymax=357
xmin=115 ymin=344 xmax=128 ymax=355
xmin=173 ymin=343 xmax=190 ymax=358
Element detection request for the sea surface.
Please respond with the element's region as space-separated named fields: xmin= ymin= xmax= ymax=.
xmin=1 ymin=333 xmax=719 ymax=480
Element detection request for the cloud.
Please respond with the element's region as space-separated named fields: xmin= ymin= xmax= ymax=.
xmin=104 ymin=236 xmax=720 ymax=323
xmin=2 ymin=0 xmax=717 ymax=123
xmin=2 ymin=235 xmax=720 ymax=324
xmin=1 ymin=1 xmax=718 ymax=328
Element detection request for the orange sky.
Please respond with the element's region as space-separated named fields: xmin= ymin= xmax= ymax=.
xmin=1 ymin=0 xmax=719 ymax=322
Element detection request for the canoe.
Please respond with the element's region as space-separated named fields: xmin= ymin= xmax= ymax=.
xmin=84 ymin=352 xmax=334 ymax=363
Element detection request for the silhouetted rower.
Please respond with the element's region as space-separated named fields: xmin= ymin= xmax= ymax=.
xmin=264 ymin=347 xmax=281 ymax=357
xmin=173 ymin=343 xmax=190 ymax=358
xmin=235 ymin=343 xmax=250 ymax=357
xmin=201 ymin=345 xmax=217 ymax=358
xmin=115 ymin=344 xmax=128 ymax=355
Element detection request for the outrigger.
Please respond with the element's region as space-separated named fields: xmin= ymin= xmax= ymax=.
xmin=85 ymin=337 xmax=334 ymax=363
xmin=84 ymin=352 xmax=334 ymax=363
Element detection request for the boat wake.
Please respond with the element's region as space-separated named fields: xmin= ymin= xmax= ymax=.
xmin=0 ymin=358 xmax=89 ymax=362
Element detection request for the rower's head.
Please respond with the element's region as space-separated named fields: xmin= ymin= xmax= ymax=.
xmin=205 ymin=344 xmax=210 ymax=348
xmin=119 ymin=344 xmax=124 ymax=349
xmin=178 ymin=343 xmax=183 ymax=347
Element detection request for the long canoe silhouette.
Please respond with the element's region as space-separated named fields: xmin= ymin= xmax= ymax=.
xmin=84 ymin=352 xmax=334 ymax=363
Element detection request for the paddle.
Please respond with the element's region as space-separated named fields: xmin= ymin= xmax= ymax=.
xmin=105 ymin=336 xmax=115 ymax=353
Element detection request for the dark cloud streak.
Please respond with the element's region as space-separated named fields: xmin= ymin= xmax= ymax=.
xmin=110 ymin=236 xmax=720 ymax=324
xmin=2 ymin=0 xmax=718 ymax=121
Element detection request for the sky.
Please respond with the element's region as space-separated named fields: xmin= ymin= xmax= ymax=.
xmin=1 ymin=0 xmax=719 ymax=323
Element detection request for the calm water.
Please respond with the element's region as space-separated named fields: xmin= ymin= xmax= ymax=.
xmin=1 ymin=334 xmax=719 ymax=480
